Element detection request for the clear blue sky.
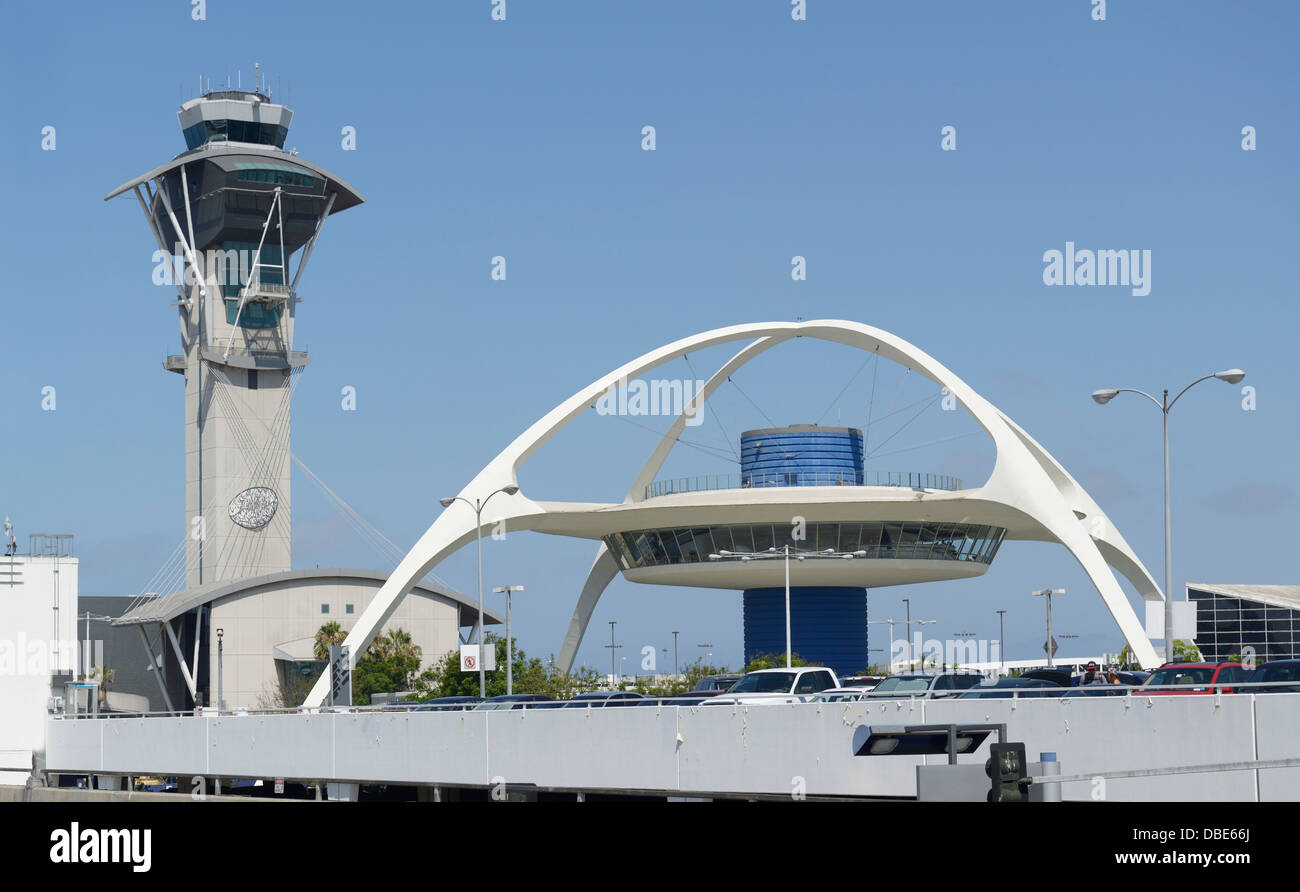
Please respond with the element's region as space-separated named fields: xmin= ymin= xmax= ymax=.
xmin=2 ymin=1 xmax=1296 ymax=673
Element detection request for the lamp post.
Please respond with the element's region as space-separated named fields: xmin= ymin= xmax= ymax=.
xmin=605 ymin=621 xmax=621 ymax=686
xmin=439 ymin=484 xmax=520 ymax=697
xmin=672 ymin=630 xmax=679 ymax=677
xmin=709 ymin=545 xmax=867 ymax=668
xmin=215 ymin=628 xmax=224 ymax=711
xmin=492 ymin=585 xmax=524 ymax=695
xmin=866 ymin=618 xmax=897 ymax=669
xmin=1092 ymin=369 xmax=1244 ymax=662
xmin=996 ymin=609 xmax=1007 ymax=675
xmin=1033 ymin=589 xmax=1065 ymax=668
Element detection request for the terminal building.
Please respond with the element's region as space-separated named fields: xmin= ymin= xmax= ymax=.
xmin=1188 ymin=584 xmax=1300 ymax=663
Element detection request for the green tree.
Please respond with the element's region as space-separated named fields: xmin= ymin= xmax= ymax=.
xmin=406 ymin=634 xmax=603 ymax=701
xmin=742 ymin=652 xmax=810 ymax=672
xmin=314 ymin=621 xmax=345 ymax=661
xmin=352 ymin=628 xmax=423 ymax=705
xmin=630 ymin=657 xmax=732 ymax=697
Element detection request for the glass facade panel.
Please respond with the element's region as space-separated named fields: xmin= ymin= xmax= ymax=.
xmin=710 ymin=526 xmax=733 ymax=554
xmin=728 ymin=526 xmax=753 ymax=553
xmin=813 ymin=523 xmax=839 ymax=552
xmin=859 ymin=523 xmax=882 ymax=553
xmin=691 ymin=527 xmax=715 ymax=561
xmin=603 ymin=521 xmax=1007 ymax=570
xmin=672 ymin=529 xmax=696 ymax=562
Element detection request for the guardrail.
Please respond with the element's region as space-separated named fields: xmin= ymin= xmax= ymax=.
xmin=644 ymin=470 xmax=964 ymax=500
xmin=48 ymin=680 xmax=1300 ymax=719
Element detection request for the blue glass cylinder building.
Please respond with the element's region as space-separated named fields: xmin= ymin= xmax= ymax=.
xmin=739 ymin=426 xmax=869 ymax=675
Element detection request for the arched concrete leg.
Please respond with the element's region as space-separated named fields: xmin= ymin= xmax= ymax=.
xmin=556 ymin=545 xmax=620 ymax=674
xmin=555 ymin=336 xmax=789 ymax=668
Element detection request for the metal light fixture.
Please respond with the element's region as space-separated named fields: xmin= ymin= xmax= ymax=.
xmin=438 ymin=484 xmax=521 ymax=696
xmin=1091 ymin=369 xmax=1245 ymax=661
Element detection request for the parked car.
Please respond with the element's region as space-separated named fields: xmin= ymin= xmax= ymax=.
xmin=866 ymin=671 xmax=986 ymax=699
xmin=837 ymin=675 xmax=884 ymax=690
xmin=472 ymin=694 xmax=554 ymax=710
xmin=413 ymin=696 xmax=482 ymax=712
xmin=809 ymin=688 xmax=870 ymax=702
xmin=1241 ymin=659 xmax=1300 ymax=694
xmin=561 ymin=691 xmax=647 ymax=708
xmin=1021 ymin=668 xmax=1073 ymax=687
xmin=693 ymin=674 xmax=742 ymax=692
xmin=1140 ymin=662 xmax=1246 ymax=695
xmin=708 ymin=667 xmax=840 ymax=705
xmin=959 ymin=677 xmax=1068 ymax=699
xmin=660 ymin=691 xmax=723 ymax=706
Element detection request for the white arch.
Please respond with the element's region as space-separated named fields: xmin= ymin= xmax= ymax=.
xmin=307 ymin=320 xmax=1161 ymax=705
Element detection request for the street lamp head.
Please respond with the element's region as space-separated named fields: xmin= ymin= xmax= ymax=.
xmin=439 ymin=496 xmax=456 ymax=508
xmin=501 ymin=484 xmax=520 ymax=496
xmin=1214 ymin=368 xmax=1245 ymax=385
xmin=1091 ymin=388 xmax=1119 ymax=405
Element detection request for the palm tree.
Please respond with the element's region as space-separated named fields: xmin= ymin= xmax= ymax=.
xmin=313 ymin=621 xmax=346 ymax=662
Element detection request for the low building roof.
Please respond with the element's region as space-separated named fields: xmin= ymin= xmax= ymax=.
xmin=110 ymin=568 xmax=500 ymax=628
xmin=1187 ymin=583 xmax=1300 ymax=611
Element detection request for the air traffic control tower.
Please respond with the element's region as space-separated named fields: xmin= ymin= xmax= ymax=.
xmin=107 ymin=79 xmax=363 ymax=588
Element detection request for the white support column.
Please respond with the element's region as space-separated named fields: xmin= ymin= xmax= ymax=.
xmin=161 ymin=619 xmax=198 ymax=702
xmin=155 ymin=178 xmax=206 ymax=305
xmin=134 ymin=184 xmax=187 ymax=305
xmin=290 ymin=192 xmax=336 ymax=294
xmin=137 ymin=626 xmax=175 ymax=713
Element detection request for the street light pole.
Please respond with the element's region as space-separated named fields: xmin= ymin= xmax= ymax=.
xmin=708 ymin=545 xmax=868 ymax=670
xmin=996 ymin=609 xmax=1007 ymax=675
xmin=493 ymin=586 xmax=524 ymax=695
xmin=866 ymin=618 xmax=897 ymax=669
xmin=1033 ymin=588 xmax=1065 ymax=668
xmin=903 ymin=599 xmax=911 ymax=670
xmin=216 ymin=628 xmax=224 ymax=711
xmin=784 ymin=544 xmax=791 ymax=668
xmin=1092 ymin=369 xmax=1244 ymax=663
xmin=606 ymin=621 xmax=619 ymax=685
xmin=440 ymin=484 xmax=520 ymax=697
xmin=672 ymin=630 xmax=679 ymax=676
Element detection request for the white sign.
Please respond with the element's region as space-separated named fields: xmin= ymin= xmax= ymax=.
xmin=1145 ymin=601 xmax=1198 ymax=640
xmin=460 ymin=643 xmax=496 ymax=672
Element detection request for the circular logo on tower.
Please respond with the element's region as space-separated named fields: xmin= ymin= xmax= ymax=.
xmin=228 ymin=487 xmax=278 ymax=530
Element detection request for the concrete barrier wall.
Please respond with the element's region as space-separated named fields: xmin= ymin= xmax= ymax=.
xmin=43 ymin=693 xmax=1300 ymax=801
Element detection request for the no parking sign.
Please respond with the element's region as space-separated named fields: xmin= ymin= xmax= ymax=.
xmin=460 ymin=644 xmax=496 ymax=672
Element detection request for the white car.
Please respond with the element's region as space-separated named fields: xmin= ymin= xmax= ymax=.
xmin=708 ymin=667 xmax=841 ymax=705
